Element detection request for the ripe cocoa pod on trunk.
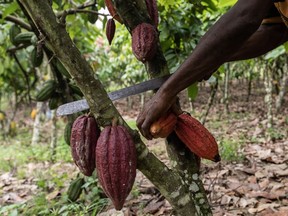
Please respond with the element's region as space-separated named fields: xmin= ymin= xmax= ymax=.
xmin=150 ymin=112 xmax=177 ymax=138
xmin=145 ymin=0 xmax=159 ymax=27
xmin=70 ymin=114 xmax=101 ymax=176
xmin=175 ymin=113 xmax=221 ymax=162
xmin=96 ymin=125 xmax=137 ymax=210
xmin=132 ymin=23 xmax=157 ymax=62
xmin=104 ymin=0 xmax=123 ymax=24
xmin=106 ymin=18 xmax=116 ymax=45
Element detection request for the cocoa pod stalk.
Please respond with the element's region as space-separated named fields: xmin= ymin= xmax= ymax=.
xmin=104 ymin=0 xmax=123 ymax=24
xmin=145 ymin=0 xmax=159 ymax=27
xmin=106 ymin=18 xmax=116 ymax=45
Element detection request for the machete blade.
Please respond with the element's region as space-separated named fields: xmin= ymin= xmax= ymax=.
xmin=56 ymin=74 xmax=171 ymax=116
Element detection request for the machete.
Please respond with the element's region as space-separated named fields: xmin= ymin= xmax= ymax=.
xmin=56 ymin=74 xmax=172 ymax=116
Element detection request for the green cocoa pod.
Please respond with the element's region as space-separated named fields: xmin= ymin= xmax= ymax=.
xmin=88 ymin=5 xmax=98 ymax=24
xmin=48 ymin=95 xmax=61 ymax=110
xmin=31 ymin=47 xmax=44 ymax=67
xmin=35 ymin=80 xmax=57 ymax=102
xmin=13 ymin=32 xmax=34 ymax=46
xmin=67 ymin=177 xmax=85 ymax=202
xmin=64 ymin=122 xmax=73 ymax=146
xmin=9 ymin=24 xmax=21 ymax=46
xmin=69 ymin=84 xmax=83 ymax=96
xmin=55 ymin=59 xmax=71 ymax=78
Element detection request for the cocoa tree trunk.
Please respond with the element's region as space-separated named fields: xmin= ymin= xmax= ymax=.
xmin=50 ymin=109 xmax=57 ymax=162
xmin=276 ymin=56 xmax=288 ymax=112
xmin=263 ymin=63 xmax=273 ymax=130
xmin=223 ymin=64 xmax=230 ymax=115
xmin=31 ymin=102 xmax=43 ymax=146
xmin=200 ymin=78 xmax=218 ymax=125
xmin=19 ymin=1 xmax=213 ymax=215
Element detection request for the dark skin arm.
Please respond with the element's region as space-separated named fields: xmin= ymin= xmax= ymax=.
xmin=137 ymin=0 xmax=288 ymax=139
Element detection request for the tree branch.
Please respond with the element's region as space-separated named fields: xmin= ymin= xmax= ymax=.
xmin=0 ymin=12 xmax=31 ymax=31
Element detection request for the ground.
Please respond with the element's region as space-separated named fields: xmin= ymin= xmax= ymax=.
xmin=0 ymin=79 xmax=287 ymax=215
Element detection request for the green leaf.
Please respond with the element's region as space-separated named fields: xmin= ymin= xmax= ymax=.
xmin=264 ymin=46 xmax=285 ymax=60
xmin=218 ymin=0 xmax=237 ymax=8
xmin=284 ymin=42 xmax=288 ymax=53
xmin=1 ymin=2 xmax=19 ymax=19
xmin=187 ymin=82 xmax=198 ymax=101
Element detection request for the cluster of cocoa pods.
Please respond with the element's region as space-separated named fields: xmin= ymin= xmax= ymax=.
xmin=70 ymin=114 xmax=136 ymax=210
xmin=150 ymin=111 xmax=221 ymax=162
xmin=104 ymin=0 xmax=160 ymax=63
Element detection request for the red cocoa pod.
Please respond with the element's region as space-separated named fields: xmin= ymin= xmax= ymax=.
xmin=70 ymin=114 xmax=101 ymax=176
xmin=106 ymin=18 xmax=116 ymax=45
xmin=175 ymin=113 xmax=221 ymax=162
xmin=145 ymin=0 xmax=159 ymax=27
xmin=104 ymin=0 xmax=123 ymax=24
xmin=132 ymin=23 xmax=157 ymax=62
xmin=96 ymin=125 xmax=137 ymax=210
xmin=150 ymin=112 xmax=177 ymax=138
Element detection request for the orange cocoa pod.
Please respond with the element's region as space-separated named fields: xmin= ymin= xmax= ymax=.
xmin=104 ymin=0 xmax=123 ymax=24
xmin=175 ymin=113 xmax=221 ymax=162
xmin=96 ymin=125 xmax=137 ymax=210
xmin=150 ymin=112 xmax=177 ymax=138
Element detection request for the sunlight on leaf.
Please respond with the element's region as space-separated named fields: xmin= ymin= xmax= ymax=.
xmin=218 ymin=0 xmax=237 ymax=8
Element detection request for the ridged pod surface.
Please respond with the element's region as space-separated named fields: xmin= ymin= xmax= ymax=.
xmin=104 ymin=0 xmax=123 ymax=24
xmin=175 ymin=113 xmax=221 ymax=162
xmin=96 ymin=125 xmax=137 ymax=210
xmin=106 ymin=18 xmax=116 ymax=45
xmin=145 ymin=0 xmax=159 ymax=27
xmin=70 ymin=115 xmax=101 ymax=176
xmin=150 ymin=112 xmax=177 ymax=138
xmin=132 ymin=23 xmax=157 ymax=62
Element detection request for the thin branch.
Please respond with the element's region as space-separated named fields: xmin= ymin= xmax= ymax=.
xmin=0 ymin=12 xmax=31 ymax=30
xmin=56 ymin=9 xmax=108 ymax=19
xmin=12 ymin=53 xmax=31 ymax=101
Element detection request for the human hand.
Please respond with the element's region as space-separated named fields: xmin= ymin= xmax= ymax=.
xmin=136 ymin=91 xmax=176 ymax=140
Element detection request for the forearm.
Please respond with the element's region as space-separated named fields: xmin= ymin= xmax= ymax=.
xmin=228 ymin=23 xmax=288 ymax=61
xmin=159 ymin=0 xmax=273 ymax=99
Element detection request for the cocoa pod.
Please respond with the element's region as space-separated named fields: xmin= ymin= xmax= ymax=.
xmin=175 ymin=113 xmax=221 ymax=162
xmin=104 ymin=0 xmax=123 ymax=24
xmin=132 ymin=23 xmax=157 ymax=62
xmin=145 ymin=0 xmax=159 ymax=27
xmin=70 ymin=114 xmax=101 ymax=176
xmin=106 ymin=18 xmax=116 ymax=45
xmin=67 ymin=177 xmax=85 ymax=202
xmin=150 ymin=112 xmax=177 ymax=138
xmin=96 ymin=125 xmax=137 ymax=210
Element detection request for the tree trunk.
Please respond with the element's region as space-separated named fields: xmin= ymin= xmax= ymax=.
xmin=50 ymin=109 xmax=57 ymax=162
xmin=223 ymin=64 xmax=230 ymax=115
xmin=200 ymin=78 xmax=218 ymax=125
xmin=31 ymin=102 xmax=43 ymax=146
xmin=276 ymin=56 xmax=288 ymax=112
xmin=263 ymin=64 xmax=273 ymax=130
